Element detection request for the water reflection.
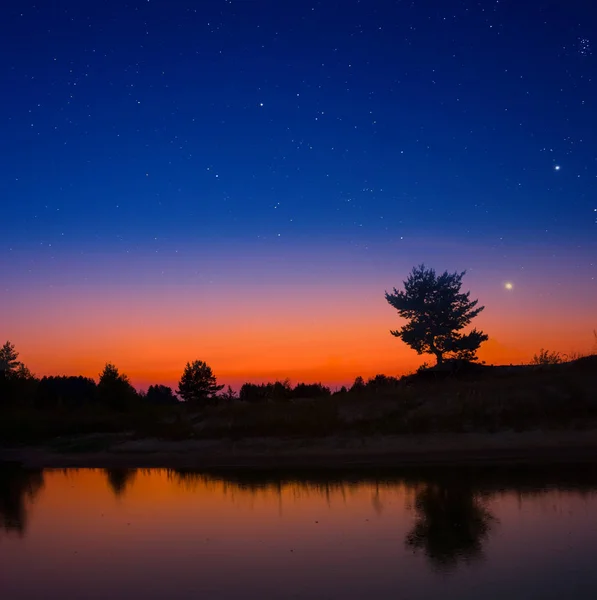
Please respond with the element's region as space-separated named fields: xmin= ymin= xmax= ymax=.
xmin=1 ymin=465 xmax=597 ymax=599
xmin=0 ymin=466 xmax=44 ymax=536
xmin=104 ymin=468 xmax=137 ymax=498
xmin=405 ymin=482 xmax=496 ymax=571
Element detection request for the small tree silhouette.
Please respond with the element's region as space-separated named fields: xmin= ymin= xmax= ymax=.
xmin=219 ymin=385 xmax=238 ymax=401
xmin=0 ymin=341 xmax=33 ymax=379
xmin=385 ymin=265 xmax=488 ymax=365
xmin=0 ymin=341 xmax=21 ymax=375
xmin=0 ymin=341 xmax=36 ymax=407
xmin=97 ymin=363 xmax=137 ymax=411
xmin=177 ymin=360 xmax=224 ymax=404
xmin=146 ymin=384 xmax=177 ymax=405
xmin=350 ymin=376 xmax=366 ymax=393
xmin=531 ymin=349 xmax=564 ymax=365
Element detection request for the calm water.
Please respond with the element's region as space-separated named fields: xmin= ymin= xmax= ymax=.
xmin=2 ymin=466 xmax=597 ymax=599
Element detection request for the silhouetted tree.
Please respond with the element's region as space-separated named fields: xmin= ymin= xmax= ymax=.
xmin=219 ymin=385 xmax=238 ymax=401
xmin=0 ymin=341 xmax=36 ymax=407
xmin=104 ymin=469 xmax=137 ymax=498
xmin=35 ymin=376 xmax=98 ymax=410
xmin=405 ymin=482 xmax=496 ymax=571
xmin=146 ymin=384 xmax=177 ymax=405
xmin=238 ymin=380 xmax=293 ymax=403
xmin=292 ymin=382 xmax=331 ymax=399
xmin=239 ymin=382 xmax=268 ymax=403
xmin=350 ymin=376 xmax=366 ymax=393
xmin=97 ymin=363 xmax=137 ymax=411
xmin=366 ymin=374 xmax=400 ymax=392
xmin=177 ymin=360 xmax=224 ymax=404
xmin=0 ymin=468 xmax=45 ymax=537
xmin=0 ymin=341 xmax=22 ymax=375
xmin=385 ymin=264 xmax=488 ymax=365
xmin=270 ymin=380 xmax=293 ymax=401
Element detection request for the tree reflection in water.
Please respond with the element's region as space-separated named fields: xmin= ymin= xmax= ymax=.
xmin=405 ymin=482 xmax=497 ymax=571
xmin=0 ymin=467 xmax=45 ymax=536
xmin=104 ymin=468 xmax=137 ymax=498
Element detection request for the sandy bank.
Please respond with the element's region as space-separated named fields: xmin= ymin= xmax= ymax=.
xmin=2 ymin=430 xmax=597 ymax=470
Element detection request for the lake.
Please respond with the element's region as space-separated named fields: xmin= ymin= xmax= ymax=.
xmin=1 ymin=465 xmax=597 ymax=599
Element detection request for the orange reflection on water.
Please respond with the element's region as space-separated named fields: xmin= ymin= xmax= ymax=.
xmin=2 ymin=468 xmax=597 ymax=600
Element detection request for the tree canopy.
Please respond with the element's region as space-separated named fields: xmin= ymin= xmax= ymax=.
xmin=385 ymin=264 xmax=488 ymax=365
xmin=177 ymin=360 xmax=224 ymax=403
xmin=0 ymin=341 xmax=33 ymax=380
xmin=97 ymin=363 xmax=137 ymax=411
xmin=146 ymin=384 xmax=177 ymax=405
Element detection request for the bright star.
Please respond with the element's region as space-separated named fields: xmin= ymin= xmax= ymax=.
xmin=554 ymin=165 xmax=561 ymax=171
xmin=504 ymin=282 xmax=514 ymax=290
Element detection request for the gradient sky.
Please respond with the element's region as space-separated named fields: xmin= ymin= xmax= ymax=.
xmin=1 ymin=0 xmax=596 ymax=389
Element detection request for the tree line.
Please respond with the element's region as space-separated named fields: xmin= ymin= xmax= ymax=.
xmin=1 ymin=265 xmax=490 ymax=410
xmin=0 ymin=343 xmax=397 ymax=411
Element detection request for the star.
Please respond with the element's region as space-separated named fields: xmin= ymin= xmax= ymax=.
xmin=504 ymin=282 xmax=514 ymax=290
xmin=554 ymin=165 xmax=561 ymax=171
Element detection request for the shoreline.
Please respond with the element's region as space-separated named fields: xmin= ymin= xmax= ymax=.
xmin=2 ymin=430 xmax=597 ymax=470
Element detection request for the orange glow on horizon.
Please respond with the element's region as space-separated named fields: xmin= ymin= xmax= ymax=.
xmin=5 ymin=276 xmax=595 ymax=390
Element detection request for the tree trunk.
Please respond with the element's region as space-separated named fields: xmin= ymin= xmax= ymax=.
xmin=430 ymin=339 xmax=443 ymax=365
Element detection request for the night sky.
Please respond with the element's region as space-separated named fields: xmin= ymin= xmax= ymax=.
xmin=2 ymin=0 xmax=596 ymax=389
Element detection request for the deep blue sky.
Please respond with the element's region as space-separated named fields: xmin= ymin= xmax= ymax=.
xmin=1 ymin=0 xmax=596 ymax=383
xmin=2 ymin=0 xmax=596 ymax=250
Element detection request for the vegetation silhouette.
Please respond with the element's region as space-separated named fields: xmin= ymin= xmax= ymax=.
xmin=0 ymin=341 xmax=33 ymax=380
xmin=386 ymin=264 xmax=488 ymax=365
xmin=98 ymin=363 xmax=138 ymax=412
xmin=145 ymin=384 xmax=177 ymax=405
xmin=219 ymin=385 xmax=238 ymax=401
xmin=177 ymin=360 xmax=224 ymax=404
xmin=532 ymin=349 xmax=565 ymax=365
xmin=0 ymin=467 xmax=45 ymax=536
xmin=239 ymin=380 xmax=331 ymax=403
xmin=405 ymin=480 xmax=496 ymax=571
xmin=0 ymin=341 xmax=36 ymax=407
xmin=35 ymin=376 xmax=98 ymax=410
xmin=1 ymin=285 xmax=596 ymax=444
xmin=104 ymin=468 xmax=138 ymax=497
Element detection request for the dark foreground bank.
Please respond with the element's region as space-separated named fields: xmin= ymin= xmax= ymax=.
xmin=3 ymin=430 xmax=597 ymax=470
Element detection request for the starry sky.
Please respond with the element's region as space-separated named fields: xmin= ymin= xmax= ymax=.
xmin=2 ymin=0 xmax=596 ymax=390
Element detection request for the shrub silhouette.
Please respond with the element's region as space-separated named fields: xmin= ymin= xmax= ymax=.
xmin=239 ymin=380 xmax=292 ymax=403
xmin=385 ymin=265 xmax=488 ymax=365
xmin=531 ymin=349 xmax=564 ymax=365
xmin=238 ymin=380 xmax=330 ymax=403
xmin=366 ymin=374 xmax=401 ymax=391
xmin=146 ymin=384 xmax=177 ymax=405
xmin=292 ymin=382 xmax=331 ymax=399
xmin=35 ymin=376 xmax=98 ymax=410
xmin=219 ymin=385 xmax=238 ymax=401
